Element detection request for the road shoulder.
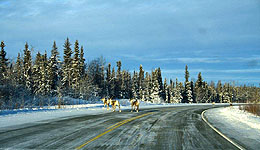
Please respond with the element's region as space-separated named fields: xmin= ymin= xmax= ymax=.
xmin=204 ymin=106 xmax=260 ymax=150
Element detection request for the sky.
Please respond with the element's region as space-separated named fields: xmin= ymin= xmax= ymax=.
xmin=0 ymin=0 xmax=260 ymax=85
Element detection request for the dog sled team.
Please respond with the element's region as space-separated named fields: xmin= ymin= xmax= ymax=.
xmin=101 ymin=97 xmax=140 ymax=112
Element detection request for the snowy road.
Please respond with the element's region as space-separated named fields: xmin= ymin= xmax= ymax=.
xmin=0 ymin=106 xmax=239 ymax=150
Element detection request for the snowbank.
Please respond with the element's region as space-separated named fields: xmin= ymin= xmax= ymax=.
xmin=205 ymin=106 xmax=260 ymax=149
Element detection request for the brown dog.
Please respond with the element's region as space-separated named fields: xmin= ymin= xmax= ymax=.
xmin=101 ymin=98 xmax=109 ymax=110
xmin=108 ymin=99 xmax=121 ymax=112
xmin=129 ymin=99 xmax=139 ymax=112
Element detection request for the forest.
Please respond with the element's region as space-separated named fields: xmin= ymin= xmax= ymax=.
xmin=0 ymin=38 xmax=259 ymax=110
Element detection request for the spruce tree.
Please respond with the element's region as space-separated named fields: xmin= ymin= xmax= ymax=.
xmin=111 ymin=67 xmax=116 ymax=98
xmin=139 ymin=65 xmax=144 ymax=100
xmin=216 ymin=80 xmax=223 ymax=103
xmin=195 ymin=72 xmax=205 ymax=103
xmin=39 ymin=51 xmax=49 ymax=97
xmin=23 ymin=42 xmax=33 ymax=92
xmin=131 ymin=71 xmax=139 ymax=99
xmin=183 ymin=65 xmax=190 ymax=103
xmin=173 ymin=78 xmax=182 ymax=103
xmin=71 ymin=40 xmax=81 ymax=97
xmin=157 ymin=67 xmax=164 ymax=99
xmin=79 ymin=46 xmax=85 ymax=77
xmin=62 ymin=38 xmax=72 ymax=92
xmin=14 ymin=53 xmax=23 ymax=85
xmin=115 ymin=61 xmax=122 ymax=98
xmin=144 ymin=72 xmax=151 ymax=101
xmin=48 ymin=41 xmax=60 ymax=95
xmin=150 ymin=69 xmax=161 ymax=103
xmin=0 ymin=41 xmax=8 ymax=83
xmin=163 ymin=78 xmax=169 ymax=103
xmin=106 ymin=63 xmax=112 ymax=97
xmin=32 ymin=52 xmax=42 ymax=95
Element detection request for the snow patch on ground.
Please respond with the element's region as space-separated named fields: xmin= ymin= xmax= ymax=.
xmin=207 ymin=106 xmax=260 ymax=130
xmin=205 ymin=106 xmax=260 ymax=149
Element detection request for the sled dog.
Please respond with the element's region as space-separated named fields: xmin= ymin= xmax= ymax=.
xmin=101 ymin=98 xmax=109 ymax=110
xmin=109 ymin=99 xmax=121 ymax=112
xmin=130 ymin=99 xmax=139 ymax=112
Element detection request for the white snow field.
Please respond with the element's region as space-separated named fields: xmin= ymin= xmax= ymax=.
xmin=205 ymin=106 xmax=260 ymax=149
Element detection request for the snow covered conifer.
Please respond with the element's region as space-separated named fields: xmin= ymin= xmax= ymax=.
xmin=111 ymin=67 xmax=116 ymax=98
xmin=23 ymin=42 xmax=33 ymax=92
xmin=32 ymin=52 xmax=42 ymax=95
xmin=173 ymin=78 xmax=182 ymax=103
xmin=79 ymin=46 xmax=85 ymax=77
xmin=39 ymin=51 xmax=49 ymax=96
xmin=150 ymin=69 xmax=162 ymax=103
xmin=131 ymin=71 xmax=139 ymax=99
xmin=71 ymin=40 xmax=81 ymax=96
xmin=183 ymin=65 xmax=190 ymax=103
xmin=115 ymin=61 xmax=122 ymax=98
xmin=216 ymin=80 xmax=223 ymax=103
xmin=61 ymin=38 xmax=73 ymax=92
xmin=139 ymin=65 xmax=145 ymax=100
xmin=14 ymin=53 xmax=24 ymax=85
xmin=0 ymin=41 xmax=8 ymax=83
xmin=48 ymin=41 xmax=60 ymax=95
xmin=185 ymin=81 xmax=193 ymax=103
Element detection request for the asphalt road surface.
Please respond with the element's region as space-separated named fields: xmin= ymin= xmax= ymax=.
xmin=0 ymin=106 xmax=239 ymax=150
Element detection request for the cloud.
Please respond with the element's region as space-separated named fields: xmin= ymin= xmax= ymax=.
xmin=120 ymin=53 xmax=260 ymax=64
xmin=163 ymin=68 xmax=260 ymax=74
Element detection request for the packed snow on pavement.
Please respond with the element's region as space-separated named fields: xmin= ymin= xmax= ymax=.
xmin=205 ymin=106 xmax=260 ymax=149
xmin=0 ymin=99 xmax=229 ymax=129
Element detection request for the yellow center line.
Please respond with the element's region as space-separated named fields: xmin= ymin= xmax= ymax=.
xmin=76 ymin=112 xmax=154 ymax=150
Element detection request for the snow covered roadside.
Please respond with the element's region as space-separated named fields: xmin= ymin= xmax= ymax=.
xmin=0 ymin=104 xmax=108 ymax=128
xmin=205 ymin=106 xmax=260 ymax=150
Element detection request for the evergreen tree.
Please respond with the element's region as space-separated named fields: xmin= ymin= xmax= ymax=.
xmin=62 ymin=38 xmax=73 ymax=92
xmin=48 ymin=41 xmax=60 ymax=95
xmin=195 ymin=72 xmax=205 ymax=103
xmin=111 ymin=67 xmax=116 ymax=98
xmin=39 ymin=51 xmax=49 ymax=97
xmin=139 ymin=65 xmax=145 ymax=100
xmin=183 ymin=65 xmax=190 ymax=103
xmin=79 ymin=46 xmax=85 ymax=77
xmin=157 ymin=67 xmax=164 ymax=100
xmin=23 ymin=42 xmax=33 ymax=92
xmin=115 ymin=61 xmax=122 ymax=98
xmin=131 ymin=71 xmax=138 ymax=99
xmin=173 ymin=78 xmax=182 ymax=103
xmin=121 ymin=70 xmax=127 ymax=98
xmin=125 ymin=71 xmax=132 ymax=99
xmin=185 ymin=81 xmax=193 ymax=103
xmin=106 ymin=63 xmax=112 ymax=97
xmin=185 ymin=65 xmax=189 ymax=83
xmin=71 ymin=40 xmax=81 ymax=97
xmin=14 ymin=53 xmax=23 ymax=85
xmin=163 ymin=78 xmax=169 ymax=103
xmin=216 ymin=80 xmax=223 ymax=103
xmin=0 ymin=41 xmax=8 ymax=83
xmin=32 ymin=52 xmax=42 ymax=95
xmin=169 ymin=79 xmax=174 ymax=103
xmin=150 ymin=69 xmax=162 ymax=103
xmin=143 ymin=72 xmax=151 ymax=101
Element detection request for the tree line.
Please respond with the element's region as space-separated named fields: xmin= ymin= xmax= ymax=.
xmin=0 ymin=39 xmax=259 ymax=109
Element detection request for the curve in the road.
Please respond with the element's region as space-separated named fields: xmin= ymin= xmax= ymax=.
xmin=201 ymin=109 xmax=245 ymax=150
